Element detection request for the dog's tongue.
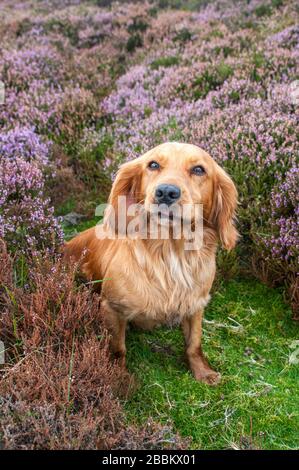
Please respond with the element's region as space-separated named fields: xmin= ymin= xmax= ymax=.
xmin=126 ymin=195 xmax=136 ymax=208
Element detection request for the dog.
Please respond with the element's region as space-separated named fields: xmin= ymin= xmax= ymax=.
xmin=65 ymin=142 xmax=238 ymax=385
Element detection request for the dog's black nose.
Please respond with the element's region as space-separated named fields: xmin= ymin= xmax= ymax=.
xmin=155 ymin=184 xmax=181 ymax=206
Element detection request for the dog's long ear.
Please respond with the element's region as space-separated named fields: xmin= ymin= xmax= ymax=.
xmin=103 ymin=159 xmax=143 ymax=234
xmin=211 ymin=164 xmax=238 ymax=250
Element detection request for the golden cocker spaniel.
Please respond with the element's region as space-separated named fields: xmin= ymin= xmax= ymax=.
xmin=65 ymin=142 xmax=238 ymax=385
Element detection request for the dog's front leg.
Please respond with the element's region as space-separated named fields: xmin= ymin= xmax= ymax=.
xmin=182 ymin=310 xmax=221 ymax=385
xmin=102 ymin=301 xmax=127 ymax=368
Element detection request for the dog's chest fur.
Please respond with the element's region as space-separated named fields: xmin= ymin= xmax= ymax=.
xmin=103 ymin=239 xmax=216 ymax=327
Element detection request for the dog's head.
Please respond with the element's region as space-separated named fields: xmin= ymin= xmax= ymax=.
xmin=104 ymin=142 xmax=238 ymax=249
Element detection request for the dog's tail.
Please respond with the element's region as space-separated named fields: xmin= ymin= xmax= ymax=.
xmin=64 ymin=227 xmax=96 ymax=264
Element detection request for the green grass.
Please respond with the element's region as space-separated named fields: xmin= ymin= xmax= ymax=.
xmin=124 ymin=278 xmax=299 ymax=449
xmin=150 ymin=56 xmax=180 ymax=69
xmin=65 ymin=220 xmax=298 ymax=449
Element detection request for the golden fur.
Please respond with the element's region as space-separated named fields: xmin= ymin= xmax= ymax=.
xmin=65 ymin=142 xmax=238 ymax=384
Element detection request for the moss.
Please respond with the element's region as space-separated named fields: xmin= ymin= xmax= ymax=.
xmin=126 ymin=34 xmax=143 ymax=52
xmin=255 ymin=4 xmax=272 ymax=18
xmin=174 ymin=28 xmax=192 ymax=42
xmin=44 ymin=19 xmax=79 ymax=46
xmin=150 ymin=56 xmax=180 ymax=69
xmin=127 ymin=17 xmax=149 ymax=33
xmin=125 ymin=278 xmax=299 ymax=449
xmin=192 ymin=63 xmax=234 ymax=99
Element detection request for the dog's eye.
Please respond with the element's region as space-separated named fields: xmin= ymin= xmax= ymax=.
xmin=191 ymin=165 xmax=205 ymax=176
xmin=148 ymin=161 xmax=160 ymax=170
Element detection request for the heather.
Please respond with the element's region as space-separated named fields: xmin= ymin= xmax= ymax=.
xmin=94 ymin=0 xmax=299 ymax=314
xmin=0 ymin=127 xmax=63 ymax=255
xmin=0 ymin=242 xmax=186 ymax=450
xmin=0 ymin=0 xmax=299 ymax=450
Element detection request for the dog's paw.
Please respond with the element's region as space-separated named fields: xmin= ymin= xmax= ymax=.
xmin=194 ymin=370 xmax=221 ymax=386
xmin=112 ymin=350 xmax=127 ymax=369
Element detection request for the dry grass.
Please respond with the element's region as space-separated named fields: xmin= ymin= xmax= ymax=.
xmin=0 ymin=241 xmax=187 ymax=449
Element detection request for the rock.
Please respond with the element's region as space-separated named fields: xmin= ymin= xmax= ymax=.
xmin=63 ymin=212 xmax=85 ymax=226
